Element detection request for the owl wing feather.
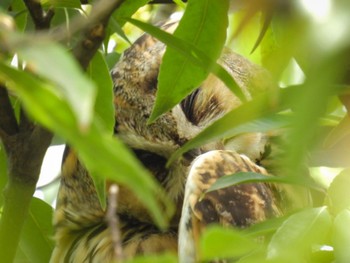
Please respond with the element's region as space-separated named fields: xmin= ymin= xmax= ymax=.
xmin=179 ymin=150 xmax=282 ymax=263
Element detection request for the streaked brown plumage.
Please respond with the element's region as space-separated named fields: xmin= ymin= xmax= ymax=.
xmin=51 ymin=21 xmax=283 ymax=263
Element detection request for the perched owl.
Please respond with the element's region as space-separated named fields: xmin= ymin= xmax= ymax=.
xmin=50 ymin=21 xmax=283 ymax=263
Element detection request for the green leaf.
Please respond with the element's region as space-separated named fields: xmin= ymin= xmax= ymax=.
xmin=0 ymin=63 xmax=77 ymax=133
xmin=0 ymin=143 xmax=8 ymax=206
xmin=88 ymin=51 xmax=114 ymax=131
xmin=45 ymin=0 xmax=81 ymax=8
xmin=11 ymin=0 xmax=27 ymax=31
xmin=16 ymin=42 xmax=97 ymax=127
xmin=221 ymin=114 xmax=291 ymax=140
xmin=105 ymin=52 xmax=121 ymax=70
xmin=242 ymin=215 xmax=288 ymax=237
xmin=206 ymin=172 xmax=323 ymax=194
xmin=267 ymin=207 xmax=332 ymax=261
xmin=200 ymin=225 xmax=257 ymax=261
xmin=333 ymin=209 xmax=350 ymax=263
xmin=124 ymin=18 xmax=245 ymax=117
xmin=16 ymin=197 xmax=54 ymax=263
xmin=173 ymin=0 xmax=186 ymax=9
xmin=49 ymin=8 xmax=82 ymax=40
xmin=113 ymin=0 xmax=149 ymax=26
xmin=0 ymin=63 xmax=172 ymax=228
xmin=76 ymin=128 xmax=174 ymax=229
xmin=323 ymin=116 xmax=350 ymax=149
xmin=283 ymin=51 xmax=349 ymax=177
xmin=327 ymin=169 xmax=350 ymax=216
xmin=0 ymin=0 xmax=12 ymax=9
xmin=108 ymin=17 xmax=131 ymax=45
xmin=150 ymin=0 xmax=230 ymax=122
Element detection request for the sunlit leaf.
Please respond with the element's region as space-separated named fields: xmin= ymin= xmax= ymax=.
xmin=327 ymin=169 xmax=350 ymax=215
xmin=16 ymin=42 xmax=96 ymax=127
xmin=228 ymin=9 xmax=262 ymax=64
xmin=150 ymin=0 xmax=230 ymax=122
xmin=251 ymin=10 xmax=273 ymax=54
xmin=200 ymin=225 xmax=257 ymax=261
xmin=285 ymin=85 xmax=345 ymax=177
xmin=108 ymin=17 xmax=131 ymax=45
xmin=0 ymin=62 xmax=172 ymax=228
xmin=333 ymin=209 xmax=350 ymax=263
xmin=113 ymin=0 xmax=149 ymax=26
xmin=267 ymin=4 xmax=308 ymax=77
xmin=16 ymin=198 xmax=54 ymax=263
xmin=173 ymin=0 xmax=186 ymax=9
xmin=323 ymin=116 xmax=350 ymax=148
xmin=267 ymin=207 xmax=332 ymax=261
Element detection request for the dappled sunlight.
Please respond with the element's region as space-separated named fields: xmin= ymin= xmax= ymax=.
xmin=300 ymin=0 xmax=332 ymax=23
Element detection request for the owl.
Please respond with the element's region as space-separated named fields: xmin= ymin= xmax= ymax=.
xmin=50 ymin=21 xmax=283 ymax=263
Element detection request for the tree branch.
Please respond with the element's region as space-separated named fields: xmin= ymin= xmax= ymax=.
xmin=0 ymin=86 xmax=18 ymax=139
xmin=72 ymin=0 xmax=126 ymax=70
xmin=23 ymin=0 xmax=54 ymax=30
xmin=0 ymin=1 xmax=55 ymax=262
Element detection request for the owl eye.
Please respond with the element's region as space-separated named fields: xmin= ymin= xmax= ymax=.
xmin=180 ymin=88 xmax=200 ymax=125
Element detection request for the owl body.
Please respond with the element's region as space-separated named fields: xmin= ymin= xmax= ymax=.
xmin=51 ymin=21 xmax=283 ymax=263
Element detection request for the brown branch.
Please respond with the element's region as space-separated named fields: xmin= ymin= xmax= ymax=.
xmin=0 ymin=86 xmax=18 ymax=139
xmin=22 ymin=0 xmax=54 ymax=30
xmin=0 ymin=124 xmax=53 ymax=263
xmin=72 ymin=0 xmax=126 ymax=70
xmin=18 ymin=108 xmax=34 ymax=133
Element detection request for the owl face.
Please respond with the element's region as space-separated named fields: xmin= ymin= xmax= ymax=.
xmin=111 ymin=26 xmax=271 ymax=161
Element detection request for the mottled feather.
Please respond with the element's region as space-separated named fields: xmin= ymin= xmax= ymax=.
xmin=51 ymin=20 xmax=283 ymax=263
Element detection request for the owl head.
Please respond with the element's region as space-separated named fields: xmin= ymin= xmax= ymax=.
xmin=111 ymin=22 xmax=273 ymax=162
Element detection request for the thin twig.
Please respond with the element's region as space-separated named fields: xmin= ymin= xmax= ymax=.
xmin=1 ymin=0 xmax=123 ymax=56
xmin=106 ymin=184 xmax=124 ymax=262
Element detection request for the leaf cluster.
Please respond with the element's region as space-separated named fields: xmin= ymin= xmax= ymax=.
xmin=1 ymin=0 xmax=350 ymax=262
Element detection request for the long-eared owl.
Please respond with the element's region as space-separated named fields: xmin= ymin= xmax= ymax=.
xmin=50 ymin=20 xmax=284 ymax=263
